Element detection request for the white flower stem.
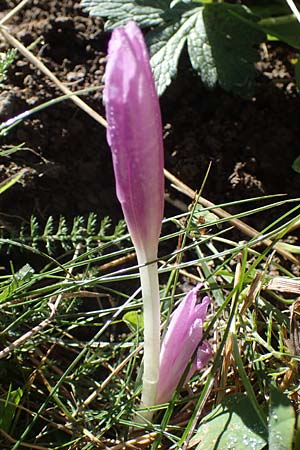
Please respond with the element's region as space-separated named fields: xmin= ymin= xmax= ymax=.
xmin=138 ymin=258 xmax=160 ymax=421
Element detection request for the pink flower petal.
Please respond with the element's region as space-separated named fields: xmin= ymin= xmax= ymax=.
xmin=104 ymin=21 xmax=164 ymax=263
xmin=157 ymin=285 xmax=211 ymax=404
xmin=196 ymin=340 xmax=212 ymax=370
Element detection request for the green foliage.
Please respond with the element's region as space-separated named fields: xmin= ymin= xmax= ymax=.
xmin=0 ymin=196 xmax=299 ymax=448
xmin=269 ymin=386 xmax=295 ymax=450
xmin=81 ymin=0 xmax=167 ymax=29
xmin=0 ymin=49 xmax=17 ymax=84
xmin=0 ymin=213 xmax=126 ymax=254
xmin=292 ymin=154 xmax=300 ymax=173
xmin=0 ymin=387 xmax=23 ymax=433
xmin=0 ymin=144 xmax=24 ymax=158
xmin=258 ymin=14 xmax=300 ymax=48
xmin=81 ymin=0 xmax=300 ymax=96
xmin=150 ymin=3 xmax=264 ymax=97
xmin=0 ymin=264 xmax=34 ymax=303
xmin=123 ymin=310 xmax=144 ymax=332
xmin=81 ymin=0 xmax=265 ymax=96
xmin=194 ymin=388 xmax=296 ymax=450
xmin=194 ymin=394 xmax=267 ymax=450
xmin=0 ymin=167 xmax=27 ymax=195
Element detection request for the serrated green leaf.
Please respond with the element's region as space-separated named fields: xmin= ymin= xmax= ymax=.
xmin=198 ymin=4 xmax=265 ymax=96
xmin=80 ymin=0 xmax=168 ymax=29
xmin=82 ymin=0 xmax=265 ymax=96
xmin=268 ymin=386 xmax=295 ymax=450
xmin=194 ymin=394 xmax=267 ymax=450
xmin=148 ymin=5 xmax=200 ymax=95
xmin=187 ymin=10 xmax=216 ymax=88
xmin=149 ymin=3 xmax=264 ymax=96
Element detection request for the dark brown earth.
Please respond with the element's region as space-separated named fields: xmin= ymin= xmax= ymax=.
xmin=0 ymin=0 xmax=300 ymax=253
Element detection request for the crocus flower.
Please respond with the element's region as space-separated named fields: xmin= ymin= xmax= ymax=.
xmin=104 ymin=20 xmax=164 ymax=265
xmin=104 ymin=21 xmax=164 ymax=417
xmin=157 ymin=284 xmax=211 ymax=404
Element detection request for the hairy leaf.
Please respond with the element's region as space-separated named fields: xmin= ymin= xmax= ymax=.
xmin=147 ymin=5 xmax=200 ymax=95
xmin=81 ymin=0 xmax=168 ymax=29
xmin=197 ymin=4 xmax=265 ymax=96
xmin=187 ymin=11 xmax=217 ymax=88
xmin=81 ymin=0 xmax=265 ymax=96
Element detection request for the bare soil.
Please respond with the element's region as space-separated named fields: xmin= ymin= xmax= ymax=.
xmin=0 ymin=0 xmax=300 ymax=249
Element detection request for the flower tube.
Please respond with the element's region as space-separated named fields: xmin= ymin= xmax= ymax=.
xmin=104 ymin=21 xmax=164 ymax=417
xmin=157 ymin=284 xmax=211 ymax=404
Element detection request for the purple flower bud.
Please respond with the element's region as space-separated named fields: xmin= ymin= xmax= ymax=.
xmin=104 ymin=21 xmax=164 ymax=263
xmin=157 ymin=284 xmax=212 ymax=404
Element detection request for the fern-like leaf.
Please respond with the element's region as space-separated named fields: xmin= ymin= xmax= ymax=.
xmin=0 ymin=214 xmax=126 ymax=255
xmin=0 ymin=49 xmax=17 ymax=84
